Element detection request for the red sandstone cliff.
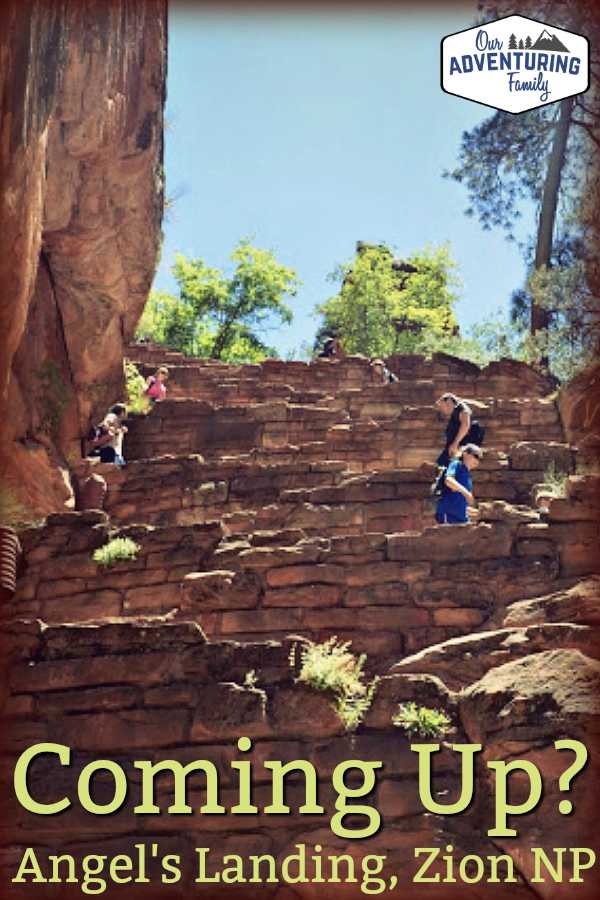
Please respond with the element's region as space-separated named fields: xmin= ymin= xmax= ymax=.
xmin=0 ymin=0 xmax=167 ymax=518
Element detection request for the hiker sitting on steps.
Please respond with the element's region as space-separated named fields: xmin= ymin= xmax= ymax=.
xmin=316 ymin=332 xmax=345 ymax=360
xmin=89 ymin=403 xmax=128 ymax=466
xmin=435 ymin=443 xmax=482 ymax=525
xmin=144 ymin=366 xmax=169 ymax=403
xmin=370 ymin=358 xmax=398 ymax=384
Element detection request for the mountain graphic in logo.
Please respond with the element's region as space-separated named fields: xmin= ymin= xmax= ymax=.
xmin=531 ymin=29 xmax=570 ymax=52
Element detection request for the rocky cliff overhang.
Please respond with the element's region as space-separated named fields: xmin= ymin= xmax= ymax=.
xmin=0 ymin=0 xmax=167 ymax=517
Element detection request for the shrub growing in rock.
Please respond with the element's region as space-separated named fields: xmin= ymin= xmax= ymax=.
xmin=393 ymin=702 xmax=451 ymax=739
xmin=125 ymin=361 xmax=151 ymax=415
xmin=294 ymin=636 xmax=378 ymax=731
xmin=93 ymin=537 xmax=141 ymax=568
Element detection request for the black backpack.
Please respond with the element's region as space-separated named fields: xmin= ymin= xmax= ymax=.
xmin=317 ymin=338 xmax=336 ymax=358
xmin=86 ymin=423 xmax=111 ymax=448
xmin=466 ymin=421 xmax=485 ymax=447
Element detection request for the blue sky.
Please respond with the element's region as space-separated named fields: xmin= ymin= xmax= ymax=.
xmin=153 ymin=1 xmax=534 ymax=356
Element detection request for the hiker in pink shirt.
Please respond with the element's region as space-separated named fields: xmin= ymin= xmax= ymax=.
xmin=144 ymin=367 xmax=169 ymax=403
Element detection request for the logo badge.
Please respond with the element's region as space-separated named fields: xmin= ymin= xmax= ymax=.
xmin=441 ymin=14 xmax=589 ymax=113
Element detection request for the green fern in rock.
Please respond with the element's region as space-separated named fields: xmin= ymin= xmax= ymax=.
xmin=393 ymin=702 xmax=451 ymax=739
xmin=93 ymin=537 xmax=141 ymax=568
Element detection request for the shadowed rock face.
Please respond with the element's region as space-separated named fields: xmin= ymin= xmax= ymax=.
xmin=0 ymin=0 xmax=166 ymax=516
xmin=459 ymin=650 xmax=600 ymax=895
xmin=558 ymin=358 xmax=600 ymax=464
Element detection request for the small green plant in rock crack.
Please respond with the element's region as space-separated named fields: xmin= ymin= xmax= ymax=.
xmin=34 ymin=361 xmax=71 ymax=434
xmin=93 ymin=537 xmax=141 ymax=568
xmin=294 ymin=636 xmax=366 ymax=693
xmin=542 ymin=462 xmax=570 ymax=498
xmin=336 ymin=678 xmax=379 ymax=732
xmin=293 ymin=636 xmax=378 ymax=731
xmin=392 ymin=702 xmax=451 ymax=740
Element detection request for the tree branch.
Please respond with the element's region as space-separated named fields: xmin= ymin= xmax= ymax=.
xmin=571 ymin=118 xmax=600 ymax=149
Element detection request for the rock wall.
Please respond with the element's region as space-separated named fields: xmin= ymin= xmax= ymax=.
xmin=130 ymin=343 xmax=558 ymax=403
xmin=0 ymin=0 xmax=167 ymax=518
xmin=68 ymin=448 xmax=570 ymax=533
xmin=558 ymin=358 xmax=600 ymax=464
xmin=2 ymin=599 xmax=600 ymax=899
xmin=9 ymin=475 xmax=600 ymax=665
xmin=121 ymin=349 xmax=563 ymax=471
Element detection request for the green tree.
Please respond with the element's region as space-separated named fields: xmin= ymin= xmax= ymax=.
xmin=315 ymin=243 xmax=461 ymax=357
xmin=519 ymin=261 xmax=598 ymax=381
xmin=137 ymin=239 xmax=300 ymax=363
xmin=417 ymin=308 xmax=527 ymax=368
xmin=445 ymin=1 xmax=599 ymax=365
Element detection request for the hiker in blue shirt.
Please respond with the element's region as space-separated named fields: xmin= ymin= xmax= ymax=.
xmin=435 ymin=444 xmax=482 ymax=524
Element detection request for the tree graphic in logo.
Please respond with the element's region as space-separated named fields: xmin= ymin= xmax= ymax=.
xmin=441 ymin=13 xmax=588 ymax=114
xmin=508 ymin=29 xmax=570 ymax=52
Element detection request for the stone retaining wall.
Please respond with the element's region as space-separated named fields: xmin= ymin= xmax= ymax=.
xmin=73 ymin=443 xmax=575 ymax=534
xmin=121 ymin=397 xmax=563 ymax=471
xmin=2 ymin=615 xmax=598 ymax=899
xmin=128 ymin=344 xmax=557 ymax=404
xmin=0 ymin=614 xmax=483 ymax=898
xmin=10 ymin=477 xmax=600 ymax=667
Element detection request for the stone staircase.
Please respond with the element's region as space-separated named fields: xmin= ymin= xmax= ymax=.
xmin=2 ymin=347 xmax=600 ymax=898
xmin=12 ymin=349 xmax=588 ymax=657
xmin=122 ymin=348 xmax=562 ymax=471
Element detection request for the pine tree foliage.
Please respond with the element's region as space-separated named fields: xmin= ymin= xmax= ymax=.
xmin=444 ymin=0 xmax=600 ymax=376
